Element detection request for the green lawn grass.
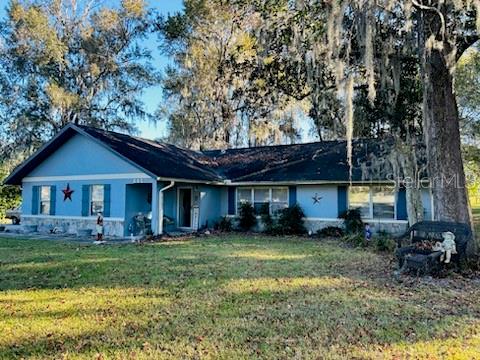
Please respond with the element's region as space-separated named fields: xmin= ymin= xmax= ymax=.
xmin=473 ymin=206 xmax=480 ymax=236
xmin=1 ymin=235 xmax=480 ymax=359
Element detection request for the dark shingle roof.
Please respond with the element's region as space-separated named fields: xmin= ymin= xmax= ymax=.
xmin=5 ymin=124 xmax=396 ymax=185
xmin=203 ymin=139 xmax=395 ymax=182
xmin=79 ymin=126 xmax=222 ymax=182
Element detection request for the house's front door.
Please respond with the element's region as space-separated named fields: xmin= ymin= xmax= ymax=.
xmin=178 ymin=188 xmax=192 ymax=228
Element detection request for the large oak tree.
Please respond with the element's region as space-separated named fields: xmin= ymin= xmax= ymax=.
xmin=0 ymin=0 xmax=159 ymax=160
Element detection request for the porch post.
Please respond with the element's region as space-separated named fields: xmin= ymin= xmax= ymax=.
xmin=151 ymin=181 xmax=159 ymax=235
xmin=157 ymin=181 xmax=175 ymax=235
xmin=158 ymin=188 xmax=164 ymax=234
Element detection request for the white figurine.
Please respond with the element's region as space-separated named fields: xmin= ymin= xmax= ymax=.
xmin=441 ymin=231 xmax=457 ymax=263
xmin=433 ymin=232 xmax=457 ymax=263
xmin=94 ymin=212 xmax=105 ymax=244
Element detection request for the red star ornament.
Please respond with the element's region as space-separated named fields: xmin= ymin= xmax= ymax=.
xmin=62 ymin=183 xmax=74 ymax=201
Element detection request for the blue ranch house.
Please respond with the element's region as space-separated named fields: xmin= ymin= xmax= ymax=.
xmin=5 ymin=124 xmax=433 ymax=237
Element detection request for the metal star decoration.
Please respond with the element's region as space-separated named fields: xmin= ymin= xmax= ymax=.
xmin=62 ymin=183 xmax=74 ymax=201
xmin=312 ymin=193 xmax=322 ymax=204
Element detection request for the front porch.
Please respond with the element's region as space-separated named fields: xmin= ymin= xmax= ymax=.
xmin=125 ymin=181 xmax=225 ymax=237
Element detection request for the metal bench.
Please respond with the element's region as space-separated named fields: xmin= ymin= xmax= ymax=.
xmin=395 ymin=221 xmax=472 ymax=275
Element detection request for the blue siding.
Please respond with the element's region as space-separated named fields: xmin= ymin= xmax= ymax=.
xmin=163 ymin=185 xmax=176 ymax=224
xmin=28 ymin=134 xmax=142 ymax=177
xmin=288 ymin=186 xmax=297 ymax=206
xmin=199 ymin=185 xmax=223 ymax=228
xmin=396 ymin=187 xmax=408 ymax=220
xmin=22 ymin=178 xmax=154 ymax=219
xmin=219 ymin=187 xmax=229 ymax=216
xmin=297 ymin=185 xmax=339 ymax=218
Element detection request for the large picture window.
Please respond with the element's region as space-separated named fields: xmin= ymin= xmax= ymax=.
xmin=253 ymin=188 xmax=269 ymax=214
xmin=349 ymin=186 xmax=395 ymax=219
xmin=271 ymin=188 xmax=289 ymax=213
xmin=372 ymin=186 xmax=395 ymax=219
xmin=237 ymin=188 xmax=252 ymax=209
xmin=237 ymin=187 xmax=288 ymax=215
xmin=40 ymin=186 xmax=51 ymax=215
xmin=90 ymin=185 xmax=105 ymax=215
xmin=349 ymin=186 xmax=370 ymax=218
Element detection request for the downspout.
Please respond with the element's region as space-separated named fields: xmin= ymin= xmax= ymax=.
xmin=158 ymin=181 xmax=175 ymax=235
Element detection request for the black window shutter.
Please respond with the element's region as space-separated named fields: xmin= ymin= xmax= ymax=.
xmin=288 ymin=186 xmax=297 ymax=206
xmin=31 ymin=186 xmax=39 ymax=215
xmin=81 ymin=185 xmax=90 ymax=216
xmin=49 ymin=186 xmax=56 ymax=215
xmin=103 ymin=184 xmax=111 ymax=217
xmin=228 ymin=187 xmax=236 ymax=215
xmin=337 ymin=186 xmax=348 ymax=217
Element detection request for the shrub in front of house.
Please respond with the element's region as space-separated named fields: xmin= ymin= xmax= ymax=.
xmin=260 ymin=203 xmax=275 ymax=234
xmin=339 ymin=209 xmax=364 ymax=234
xmin=258 ymin=204 xmax=307 ymax=236
xmin=317 ymin=226 xmax=344 ymax=238
xmin=373 ymin=231 xmax=396 ymax=252
xmin=275 ymin=204 xmax=307 ymax=235
xmin=238 ymin=202 xmax=256 ymax=231
xmin=342 ymin=232 xmax=367 ymax=247
xmin=215 ymin=216 xmax=233 ymax=232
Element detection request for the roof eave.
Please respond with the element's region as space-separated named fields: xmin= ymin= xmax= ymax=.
xmin=156 ymin=176 xmax=224 ymax=185
xmin=227 ymin=180 xmax=399 ymax=186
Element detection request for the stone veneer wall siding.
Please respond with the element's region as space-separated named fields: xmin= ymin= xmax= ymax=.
xmin=21 ymin=216 xmax=124 ymax=237
xmin=365 ymin=221 xmax=409 ymax=235
xmin=303 ymin=219 xmax=344 ymax=233
xmin=226 ymin=216 xmax=408 ymax=235
xmin=303 ymin=219 xmax=408 ymax=235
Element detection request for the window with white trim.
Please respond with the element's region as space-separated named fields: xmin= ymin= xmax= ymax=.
xmin=40 ymin=186 xmax=51 ymax=215
xmin=90 ymin=185 xmax=105 ymax=215
xmin=253 ymin=188 xmax=269 ymax=214
xmin=372 ymin=186 xmax=395 ymax=219
xmin=237 ymin=187 xmax=289 ymax=215
xmin=271 ymin=188 xmax=289 ymax=214
xmin=349 ymin=186 xmax=370 ymax=218
xmin=349 ymin=186 xmax=395 ymax=219
xmin=237 ymin=188 xmax=252 ymax=210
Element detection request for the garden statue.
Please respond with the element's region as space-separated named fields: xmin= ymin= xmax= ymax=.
xmin=432 ymin=231 xmax=457 ymax=263
xmin=95 ymin=212 xmax=105 ymax=243
xmin=364 ymin=224 xmax=372 ymax=242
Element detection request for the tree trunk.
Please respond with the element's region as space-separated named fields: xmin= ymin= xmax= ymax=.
xmin=394 ymin=139 xmax=424 ymax=225
xmin=421 ymin=25 xmax=473 ymax=232
xmin=403 ymin=147 xmax=424 ymax=225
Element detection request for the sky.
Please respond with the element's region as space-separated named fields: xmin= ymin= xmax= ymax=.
xmin=0 ymin=0 xmax=185 ymax=140
xmin=136 ymin=0 xmax=184 ymax=139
